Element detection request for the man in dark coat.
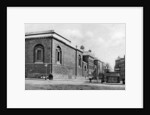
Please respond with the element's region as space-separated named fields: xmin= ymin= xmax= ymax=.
xmin=48 ymin=73 xmax=53 ymax=80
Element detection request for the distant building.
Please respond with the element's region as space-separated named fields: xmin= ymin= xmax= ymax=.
xmin=114 ymin=55 xmax=125 ymax=83
xmin=105 ymin=72 xmax=120 ymax=83
xmin=82 ymin=61 xmax=88 ymax=77
xmin=82 ymin=51 xmax=95 ymax=76
xmin=94 ymin=59 xmax=103 ymax=77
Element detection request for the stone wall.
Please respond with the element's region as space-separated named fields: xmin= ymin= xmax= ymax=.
xmin=52 ymin=38 xmax=76 ymax=78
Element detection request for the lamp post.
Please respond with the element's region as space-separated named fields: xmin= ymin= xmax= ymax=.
xmin=45 ymin=63 xmax=48 ymax=80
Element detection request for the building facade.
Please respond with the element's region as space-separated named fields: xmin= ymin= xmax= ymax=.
xmin=25 ymin=30 xmax=87 ymax=79
xmin=25 ymin=30 xmax=105 ymax=80
xmin=82 ymin=53 xmax=95 ymax=76
xmin=114 ymin=56 xmax=125 ymax=83
xmin=94 ymin=59 xmax=104 ymax=78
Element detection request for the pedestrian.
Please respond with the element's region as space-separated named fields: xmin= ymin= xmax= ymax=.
xmin=48 ymin=73 xmax=53 ymax=80
xmin=45 ymin=75 xmax=47 ymax=80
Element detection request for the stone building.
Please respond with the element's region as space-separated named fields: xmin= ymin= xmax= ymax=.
xmin=94 ymin=59 xmax=103 ymax=75
xmin=25 ymin=30 xmax=105 ymax=80
xmin=25 ymin=30 xmax=86 ymax=79
xmin=82 ymin=51 xmax=95 ymax=76
xmin=114 ymin=55 xmax=125 ymax=83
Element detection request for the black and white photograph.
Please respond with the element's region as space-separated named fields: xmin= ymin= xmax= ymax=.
xmin=25 ymin=23 xmax=125 ymax=90
xmin=6 ymin=7 xmax=143 ymax=108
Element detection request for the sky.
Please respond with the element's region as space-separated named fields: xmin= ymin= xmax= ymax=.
xmin=25 ymin=23 xmax=125 ymax=71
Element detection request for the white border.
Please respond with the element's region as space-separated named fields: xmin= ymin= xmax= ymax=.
xmin=7 ymin=7 xmax=143 ymax=108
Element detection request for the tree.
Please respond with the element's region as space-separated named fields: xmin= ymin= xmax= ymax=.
xmin=117 ymin=56 xmax=120 ymax=59
xmin=88 ymin=49 xmax=92 ymax=52
xmin=80 ymin=45 xmax=85 ymax=50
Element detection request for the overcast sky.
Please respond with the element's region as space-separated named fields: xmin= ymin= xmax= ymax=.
xmin=25 ymin=23 xmax=125 ymax=70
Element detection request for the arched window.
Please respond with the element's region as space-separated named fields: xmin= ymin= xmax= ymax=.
xmin=84 ymin=65 xmax=86 ymax=71
xmin=34 ymin=44 xmax=44 ymax=62
xmin=56 ymin=46 xmax=62 ymax=64
xmin=78 ymin=55 xmax=81 ymax=67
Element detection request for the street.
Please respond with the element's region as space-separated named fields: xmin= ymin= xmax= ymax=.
xmin=25 ymin=78 xmax=125 ymax=90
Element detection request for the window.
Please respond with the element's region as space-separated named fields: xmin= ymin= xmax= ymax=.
xmin=56 ymin=46 xmax=62 ymax=64
xmin=37 ymin=50 xmax=42 ymax=60
xmin=78 ymin=55 xmax=81 ymax=67
xmin=34 ymin=44 xmax=44 ymax=62
xmin=84 ymin=66 xmax=86 ymax=71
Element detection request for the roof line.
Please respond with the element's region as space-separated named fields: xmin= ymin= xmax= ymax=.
xmin=25 ymin=30 xmax=54 ymax=36
xmin=54 ymin=32 xmax=71 ymax=43
xmin=25 ymin=30 xmax=71 ymax=43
